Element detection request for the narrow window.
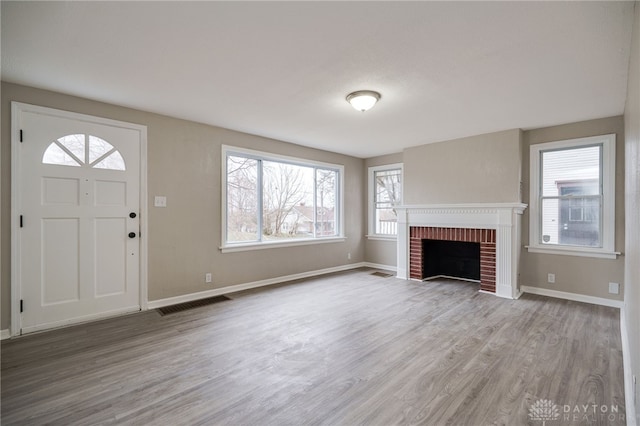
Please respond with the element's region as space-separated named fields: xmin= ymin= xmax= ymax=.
xmin=529 ymin=134 xmax=616 ymax=258
xmin=368 ymin=164 xmax=402 ymax=237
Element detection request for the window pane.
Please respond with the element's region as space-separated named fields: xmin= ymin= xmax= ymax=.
xmin=541 ymin=146 xmax=600 ymax=197
xmin=262 ymin=161 xmax=313 ymax=241
xmin=88 ymin=135 xmax=115 ymax=163
xmin=93 ymin=151 xmax=126 ymax=170
xmin=227 ymin=155 xmax=259 ymax=242
xmin=374 ymin=169 xmax=402 ymax=203
xmin=316 ymin=169 xmax=337 ymax=237
xmin=541 ymin=197 xmax=601 ymax=247
xmin=58 ymin=134 xmax=86 ymax=163
xmin=540 ymin=144 xmax=602 ymax=248
xmin=375 ymin=204 xmax=397 ymax=235
xmin=43 ymin=142 xmax=82 ymax=167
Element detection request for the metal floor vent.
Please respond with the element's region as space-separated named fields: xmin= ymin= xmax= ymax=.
xmin=157 ymin=295 xmax=232 ymax=316
xmin=371 ymin=271 xmax=394 ymax=278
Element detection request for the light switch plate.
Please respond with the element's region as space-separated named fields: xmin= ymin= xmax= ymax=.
xmin=154 ymin=196 xmax=167 ymax=207
xmin=608 ymin=282 xmax=619 ymax=294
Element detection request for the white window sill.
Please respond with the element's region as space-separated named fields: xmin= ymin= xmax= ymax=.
xmin=220 ymin=237 xmax=347 ymax=253
xmin=366 ymin=235 xmax=397 ymax=242
xmin=525 ymin=245 xmax=621 ymax=259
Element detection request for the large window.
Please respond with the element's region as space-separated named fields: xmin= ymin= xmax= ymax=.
xmin=368 ymin=164 xmax=402 ymax=238
xmin=528 ymin=134 xmax=617 ymax=258
xmin=223 ymin=146 xmax=343 ymax=250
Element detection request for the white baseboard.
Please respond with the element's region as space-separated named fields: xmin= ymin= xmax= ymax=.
xmin=361 ymin=262 xmax=396 ymax=272
xmin=621 ymin=307 xmax=638 ymax=426
xmin=147 ymin=262 xmax=368 ymax=310
xmin=1 ymin=329 xmax=11 ymax=340
xmin=521 ymin=286 xmax=624 ymax=309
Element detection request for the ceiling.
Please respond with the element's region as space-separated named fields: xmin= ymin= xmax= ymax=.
xmin=1 ymin=1 xmax=635 ymax=158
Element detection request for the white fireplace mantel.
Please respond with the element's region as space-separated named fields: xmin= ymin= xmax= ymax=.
xmin=396 ymin=203 xmax=527 ymax=299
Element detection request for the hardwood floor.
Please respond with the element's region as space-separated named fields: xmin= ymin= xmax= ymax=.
xmin=1 ymin=269 xmax=625 ymax=425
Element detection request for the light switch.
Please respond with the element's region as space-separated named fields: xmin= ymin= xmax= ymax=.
xmin=154 ymin=196 xmax=167 ymax=207
xmin=608 ymin=282 xmax=619 ymax=294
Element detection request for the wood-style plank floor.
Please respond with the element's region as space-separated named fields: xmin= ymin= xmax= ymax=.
xmin=1 ymin=269 xmax=625 ymax=425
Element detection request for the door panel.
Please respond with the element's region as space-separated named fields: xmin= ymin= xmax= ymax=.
xmin=42 ymin=177 xmax=80 ymax=205
xmin=95 ymin=218 xmax=127 ymax=297
xmin=95 ymin=180 xmax=127 ymax=206
xmin=42 ymin=218 xmax=80 ymax=304
xmin=15 ymin=104 xmax=144 ymax=333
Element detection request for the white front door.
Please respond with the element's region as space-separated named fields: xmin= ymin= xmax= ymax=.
xmin=13 ymin=103 xmax=146 ymax=334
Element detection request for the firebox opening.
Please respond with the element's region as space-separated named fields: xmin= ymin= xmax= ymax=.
xmin=422 ymin=239 xmax=481 ymax=282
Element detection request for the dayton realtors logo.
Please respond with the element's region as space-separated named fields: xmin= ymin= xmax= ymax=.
xmin=528 ymin=399 xmax=625 ymax=424
xmin=528 ymin=399 xmax=560 ymax=425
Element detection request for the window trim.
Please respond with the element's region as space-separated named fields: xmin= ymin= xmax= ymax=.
xmin=221 ymin=145 xmax=345 ymax=252
xmin=527 ymin=134 xmax=618 ymax=259
xmin=367 ymin=163 xmax=403 ymax=240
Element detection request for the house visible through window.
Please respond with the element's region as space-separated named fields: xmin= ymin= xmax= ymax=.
xmin=369 ymin=164 xmax=402 ymax=237
xmin=541 ymin=146 xmax=601 ymax=247
xmin=223 ymin=146 xmax=343 ymax=248
xmin=529 ymin=134 xmax=616 ymax=258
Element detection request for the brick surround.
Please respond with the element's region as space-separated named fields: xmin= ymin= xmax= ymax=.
xmin=409 ymin=226 xmax=497 ymax=293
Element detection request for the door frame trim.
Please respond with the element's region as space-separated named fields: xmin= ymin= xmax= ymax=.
xmin=10 ymin=102 xmax=148 ymax=336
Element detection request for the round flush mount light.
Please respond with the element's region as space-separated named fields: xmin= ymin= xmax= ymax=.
xmin=346 ymin=90 xmax=381 ymax=112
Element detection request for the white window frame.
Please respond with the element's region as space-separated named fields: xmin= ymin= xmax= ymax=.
xmin=367 ymin=163 xmax=403 ymax=240
xmin=221 ymin=145 xmax=345 ymax=253
xmin=527 ymin=134 xmax=618 ymax=259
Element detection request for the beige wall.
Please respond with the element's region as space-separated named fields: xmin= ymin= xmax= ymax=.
xmin=1 ymin=82 xmax=365 ymax=330
xmin=391 ymin=118 xmax=626 ymax=304
xmin=624 ymin=2 xmax=640 ymax=421
xmin=363 ymin=152 xmax=403 ymax=268
xmin=520 ymin=116 xmax=625 ymax=301
xmin=402 ymin=129 xmax=522 ymax=205
xmin=367 ymin=129 xmax=524 ymax=267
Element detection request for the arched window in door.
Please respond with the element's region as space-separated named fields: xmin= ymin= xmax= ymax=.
xmin=42 ymin=134 xmax=126 ymax=170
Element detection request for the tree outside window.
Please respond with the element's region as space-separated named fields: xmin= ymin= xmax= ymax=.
xmin=224 ymin=148 xmax=341 ymax=246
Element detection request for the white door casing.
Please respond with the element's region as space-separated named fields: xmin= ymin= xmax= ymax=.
xmin=11 ymin=102 xmax=148 ymax=335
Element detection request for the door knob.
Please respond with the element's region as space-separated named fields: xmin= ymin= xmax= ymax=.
xmin=128 ymin=232 xmax=136 ymax=239
xmin=129 ymin=212 xmax=137 ymax=219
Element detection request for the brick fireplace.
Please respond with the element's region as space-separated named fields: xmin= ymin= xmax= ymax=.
xmin=396 ymin=203 xmax=527 ymax=299
xmin=410 ymin=226 xmax=496 ymax=292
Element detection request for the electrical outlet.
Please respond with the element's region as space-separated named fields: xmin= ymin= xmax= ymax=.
xmin=205 ymin=273 xmax=212 ymax=283
xmin=547 ymin=273 xmax=555 ymax=283
xmin=154 ymin=196 xmax=167 ymax=207
xmin=347 ymin=252 xmax=351 ymax=260
xmin=608 ymin=282 xmax=619 ymax=294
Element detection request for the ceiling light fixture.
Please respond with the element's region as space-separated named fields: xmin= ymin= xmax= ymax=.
xmin=346 ymin=90 xmax=381 ymax=112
